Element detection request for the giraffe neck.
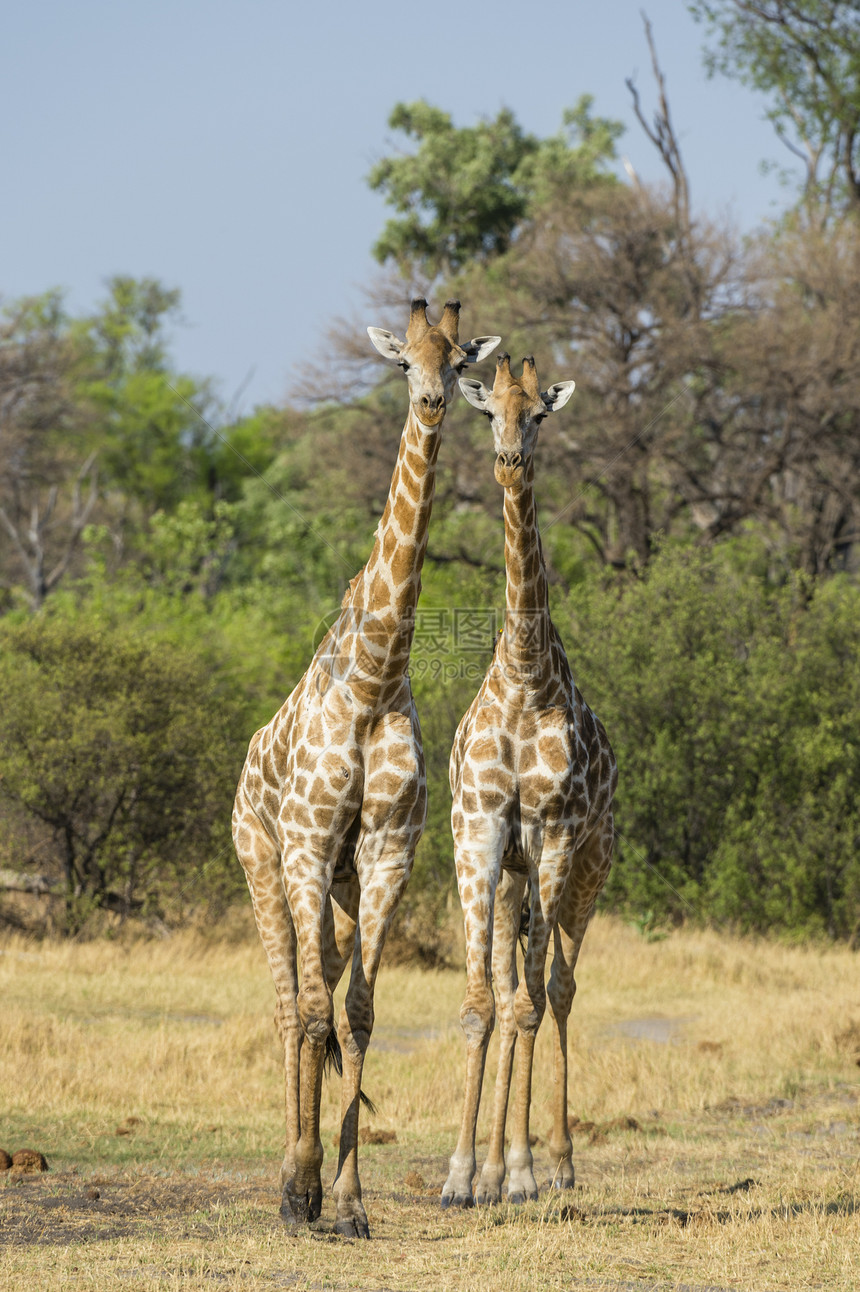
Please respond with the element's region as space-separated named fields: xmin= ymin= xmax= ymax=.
xmin=499 ymin=462 xmax=554 ymax=681
xmin=337 ymin=407 xmax=440 ymax=692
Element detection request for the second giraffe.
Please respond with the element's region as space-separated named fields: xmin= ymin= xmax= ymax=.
xmin=442 ymin=353 xmax=617 ymax=1208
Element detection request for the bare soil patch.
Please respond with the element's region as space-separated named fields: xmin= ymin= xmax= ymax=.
xmin=1 ymin=1170 xmax=274 ymax=1248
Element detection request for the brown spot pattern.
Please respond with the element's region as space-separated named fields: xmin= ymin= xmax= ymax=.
xmin=444 ymin=357 xmax=617 ymax=1212
xmin=232 ymin=301 xmax=497 ymax=1237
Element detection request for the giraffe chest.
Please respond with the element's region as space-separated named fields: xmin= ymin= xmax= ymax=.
xmin=454 ymin=696 xmax=596 ymax=847
xmin=247 ymin=679 xmax=425 ymax=862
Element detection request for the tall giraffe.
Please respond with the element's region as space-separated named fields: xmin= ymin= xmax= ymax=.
xmin=232 ymin=299 xmax=499 ymax=1238
xmin=441 ymin=354 xmax=617 ymax=1209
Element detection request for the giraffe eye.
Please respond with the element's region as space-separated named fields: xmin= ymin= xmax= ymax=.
xmin=398 ymin=359 xmax=410 ymax=372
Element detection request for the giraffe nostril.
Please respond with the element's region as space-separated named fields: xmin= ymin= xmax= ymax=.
xmin=510 ymin=453 xmax=522 ymax=468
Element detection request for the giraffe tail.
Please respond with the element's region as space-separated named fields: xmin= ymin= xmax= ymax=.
xmin=324 ymin=1029 xmax=378 ymax=1115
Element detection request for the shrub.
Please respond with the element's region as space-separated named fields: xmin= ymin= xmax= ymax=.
xmin=0 ymin=607 xmax=248 ymax=933
xmin=567 ymin=542 xmax=860 ymax=938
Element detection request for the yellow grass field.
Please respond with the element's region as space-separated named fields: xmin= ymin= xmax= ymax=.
xmin=1 ymin=913 xmax=859 ymax=1290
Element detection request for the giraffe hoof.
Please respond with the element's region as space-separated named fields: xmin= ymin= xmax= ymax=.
xmin=440 ymin=1192 xmax=474 ymax=1210
xmin=279 ymin=1198 xmax=301 ymax=1227
xmin=280 ymin=1185 xmax=323 ymax=1226
xmin=335 ymin=1215 xmax=370 ymax=1239
xmin=507 ymin=1188 xmax=537 ymax=1206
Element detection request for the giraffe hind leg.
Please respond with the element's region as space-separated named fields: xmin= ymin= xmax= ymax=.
xmin=232 ymin=794 xmax=302 ymax=1219
xmin=547 ymin=820 xmax=613 ymax=1191
xmin=331 ymin=847 xmax=416 ymax=1237
xmin=322 ymin=878 xmax=377 ymax=1115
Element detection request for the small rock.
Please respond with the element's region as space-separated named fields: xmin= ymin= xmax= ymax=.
xmin=0 ymin=1150 xmax=11 ymax=1171
xmin=11 ymin=1150 xmax=48 ymax=1174
xmin=87 ymin=1187 xmax=100 ymax=1200
xmin=403 ymin=1170 xmax=425 ymax=1190
xmin=724 ymin=1177 xmax=758 ymax=1194
xmin=603 ymin=1115 xmax=642 ymax=1133
xmin=558 ymin=1204 xmax=586 ymax=1222
xmin=358 ymin=1128 xmax=397 ymax=1146
xmin=568 ymin=1117 xmax=596 ymax=1135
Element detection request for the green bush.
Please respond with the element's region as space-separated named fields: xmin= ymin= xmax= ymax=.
xmin=567 ymin=542 xmax=860 ymax=939
xmin=0 ymin=605 xmax=249 ymax=933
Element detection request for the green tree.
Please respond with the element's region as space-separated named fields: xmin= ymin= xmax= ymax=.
xmin=0 ymin=279 xmax=244 ymax=608
xmin=690 ymin=0 xmax=860 ymax=217
xmin=0 ymin=607 xmax=248 ymax=934
xmin=367 ymin=97 xmax=622 ymax=277
xmin=569 ymin=539 xmax=860 ymax=938
xmin=81 ymin=275 xmax=181 ymax=376
xmin=707 ymin=573 xmax=860 ymax=939
xmin=78 ymin=276 xmax=219 ymax=514
xmin=0 ymin=291 xmax=97 ymax=610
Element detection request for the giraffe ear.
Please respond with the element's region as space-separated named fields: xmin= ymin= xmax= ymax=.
xmin=460 ymin=335 xmax=502 ymax=365
xmin=458 ymin=377 xmax=492 ymax=410
xmin=367 ymin=327 xmax=405 ymax=361
xmin=541 ymin=380 xmax=576 ymax=412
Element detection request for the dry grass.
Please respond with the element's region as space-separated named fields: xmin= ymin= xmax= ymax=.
xmin=1 ymin=913 xmax=859 ymax=1289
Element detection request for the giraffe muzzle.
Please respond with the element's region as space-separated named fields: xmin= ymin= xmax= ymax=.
xmin=495 ymin=451 xmax=523 ymax=487
xmin=415 ymin=393 xmax=446 ymax=426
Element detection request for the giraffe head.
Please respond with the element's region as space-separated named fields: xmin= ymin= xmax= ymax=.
xmin=368 ymin=299 xmax=501 ymax=428
xmin=459 ymin=354 xmax=576 ymax=488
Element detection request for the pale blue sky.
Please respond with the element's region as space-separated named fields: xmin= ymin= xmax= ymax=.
xmin=2 ymin=1 xmax=793 ymax=411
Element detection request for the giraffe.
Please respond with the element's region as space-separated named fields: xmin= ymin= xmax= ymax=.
xmin=441 ymin=353 xmax=617 ymax=1209
xmin=232 ymin=299 xmax=500 ymax=1238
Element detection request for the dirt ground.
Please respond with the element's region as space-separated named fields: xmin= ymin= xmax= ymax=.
xmin=3 ymin=1085 xmax=859 ymax=1291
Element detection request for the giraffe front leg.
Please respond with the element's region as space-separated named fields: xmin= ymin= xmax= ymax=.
xmin=475 ymin=868 xmax=526 ymax=1206
xmin=442 ymin=836 xmax=503 ymax=1210
xmin=506 ymin=879 xmax=560 ymax=1205
xmin=233 ymin=797 xmax=302 ymax=1216
xmin=506 ymin=1030 xmax=540 ymax=1204
xmin=441 ymin=984 xmax=492 ymax=1209
xmin=332 ymin=853 xmax=412 ymax=1238
xmin=281 ymin=862 xmax=333 ymax=1227
xmin=546 ymin=931 xmax=576 ymax=1192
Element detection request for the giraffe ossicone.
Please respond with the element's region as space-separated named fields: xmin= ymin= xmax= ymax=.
xmin=442 ymin=352 xmax=617 ymax=1211
xmin=232 ymin=299 xmax=499 ymax=1238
